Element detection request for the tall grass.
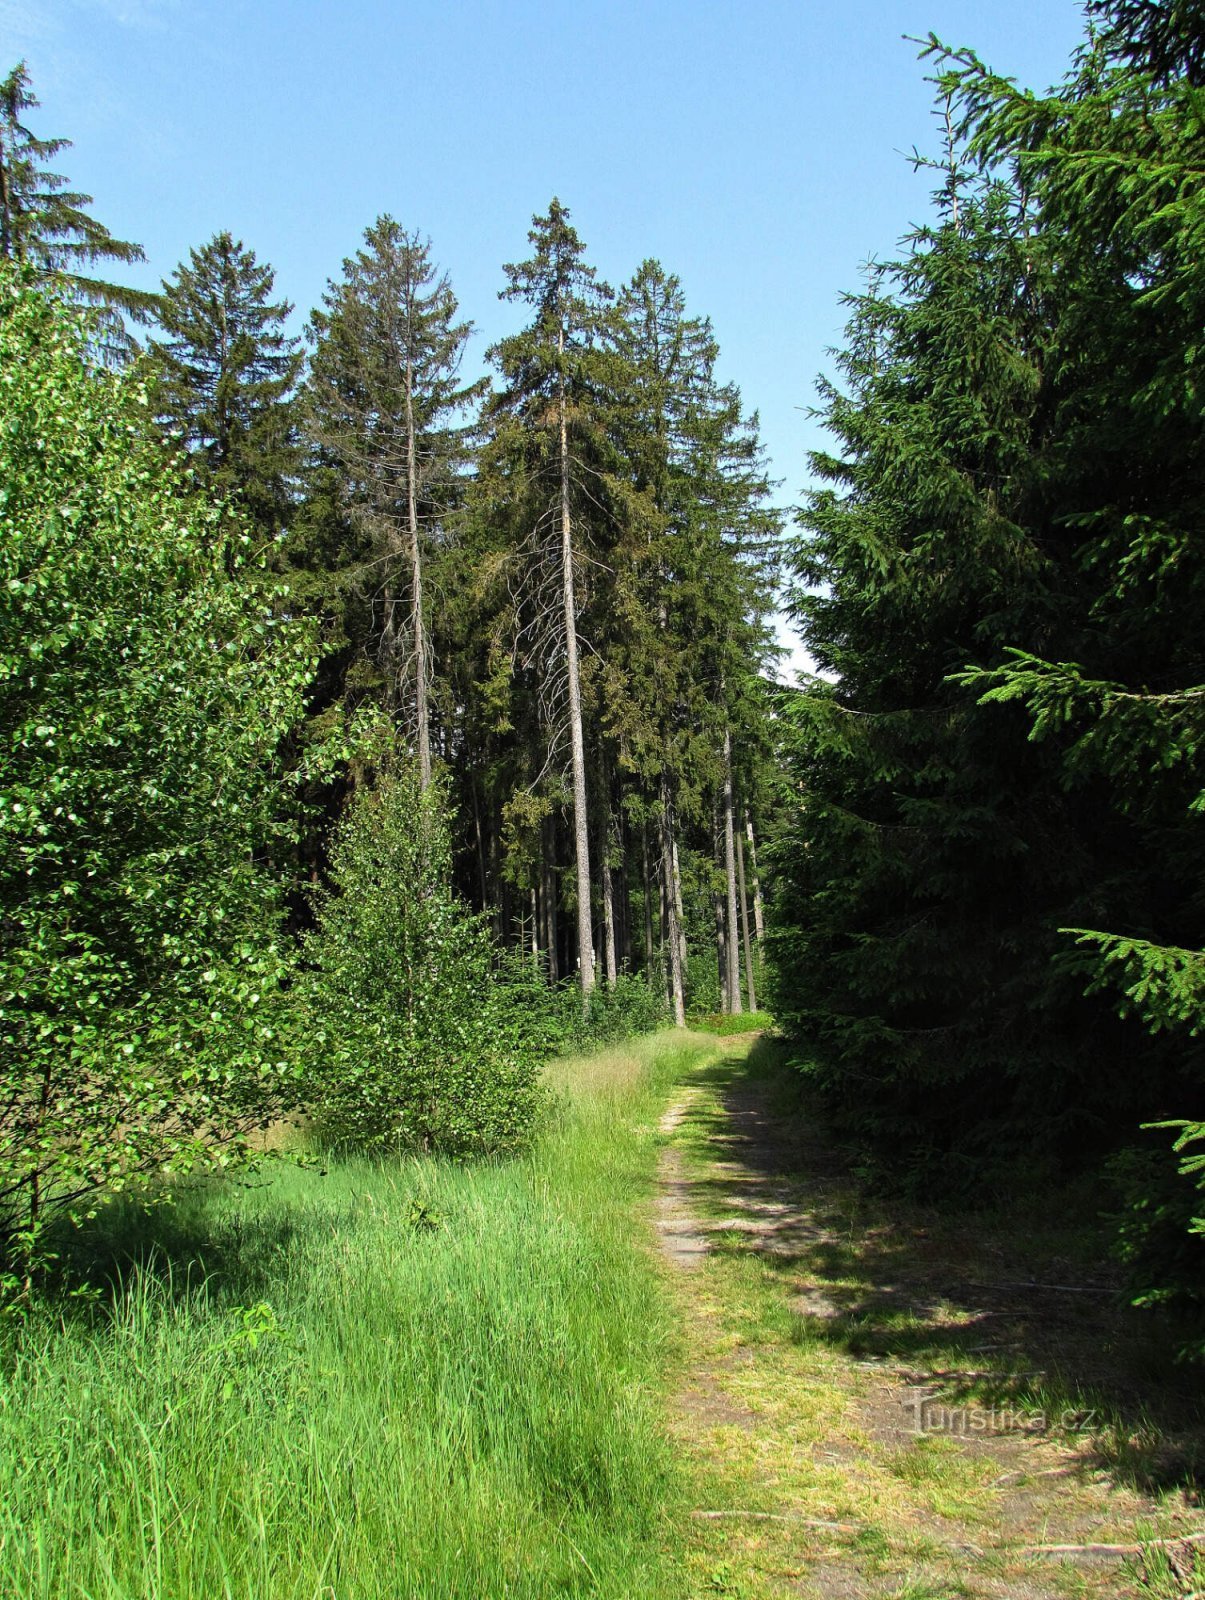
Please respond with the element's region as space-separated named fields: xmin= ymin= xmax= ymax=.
xmin=0 ymin=1033 xmax=704 ymax=1599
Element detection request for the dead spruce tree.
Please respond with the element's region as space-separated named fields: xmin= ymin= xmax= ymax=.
xmin=306 ymin=219 xmax=480 ymax=784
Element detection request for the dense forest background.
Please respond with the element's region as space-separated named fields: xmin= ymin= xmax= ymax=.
xmin=3 ymin=0 xmax=1205 ymax=1343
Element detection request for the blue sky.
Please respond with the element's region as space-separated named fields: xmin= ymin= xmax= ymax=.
xmin=5 ymin=0 xmax=1089 ymax=666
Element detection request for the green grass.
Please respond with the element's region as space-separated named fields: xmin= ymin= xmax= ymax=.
xmin=660 ymin=1040 xmax=1205 ymax=1599
xmin=0 ymin=1031 xmax=703 ymax=1600
xmin=684 ymin=1011 xmax=775 ymax=1037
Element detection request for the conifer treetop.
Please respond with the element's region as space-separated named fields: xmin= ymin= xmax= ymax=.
xmin=0 ymin=61 xmax=158 ymax=348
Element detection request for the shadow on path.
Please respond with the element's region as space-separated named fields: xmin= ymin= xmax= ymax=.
xmin=673 ymin=1036 xmax=1205 ymax=1503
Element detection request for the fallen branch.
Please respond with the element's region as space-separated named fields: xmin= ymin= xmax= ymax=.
xmin=966 ymin=1280 xmax=1115 ymax=1297
xmin=1023 ymin=1530 xmax=1205 ymax=1558
xmin=690 ymin=1511 xmax=861 ymax=1534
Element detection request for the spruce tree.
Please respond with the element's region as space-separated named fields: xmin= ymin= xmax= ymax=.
xmin=0 ymin=62 xmax=157 ymax=352
xmin=771 ymin=164 xmax=1080 ymax=1181
xmin=419 ymin=228 xmax=779 ymax=1022
xmin=614 ymin=260 xmax=778 ymax=1019
xmin=145 ymin=232 xmax=303 ymax=539
xmin=772 ymin=3 xmax=1205 ymax=1203
xmin=925 ymin=3 xmax=1205 ymax=1316
xmin=303 ymin=219 xmax=480 ymax=785
xmin=934 ymin=9 xmax=1205 ymax=1042
xmin=477 ymin=199 xmax=621 ymax=1003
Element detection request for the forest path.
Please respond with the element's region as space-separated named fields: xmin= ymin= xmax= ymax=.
xmin=655 ymin=1033 xmax=1204 ymax=1600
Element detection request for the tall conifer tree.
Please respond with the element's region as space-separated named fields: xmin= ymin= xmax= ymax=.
xmin=772 ymin=5 xmax=1205 ymax=1203
xmin=477 ymin=199 xmax=621 ymax=1002
xmin=0 ymin=62 xmax=156 ymax=352
xmin=304 ymin=219 xmax=481 ymax=783
xmin=146 ymin=232 xmax=303 ymax=538
xmin=615 ymin=260 xmax=778 ymax=1018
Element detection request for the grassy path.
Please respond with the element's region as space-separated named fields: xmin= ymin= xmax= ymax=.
xmin=657 ymin=1032 xmax=1205 ymax=1600
xmin=4 ymin=1026 xmax=1202 ymax=1598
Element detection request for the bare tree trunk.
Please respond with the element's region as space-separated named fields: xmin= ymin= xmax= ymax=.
xmin=0 ymin=137 xmax=12 ymax=262
xmin=598 ymin=750 xmax=618 ymax=988
xmin=659 ymin=843 xmax=671 ymax=1004
xmin=713 ymin=801 xmax=729 ymax=1010
xmin=714 ymin=887 xmax=729 ymax=1013
xmin=642 ymin=821 xmax=655 ymax=980
xmin=601 ymin=824 xmax=617 ymax=989
xmin=546 ymin=863 xmax=558 ymax=981
xmin=488 ymin=806 xmax=503 ymax=940
xmin=616 ymin=802 xmax=631 ymax=973
xmin=531 ymin=887 xmax=540 ymax=974
xmin=736 ymin=813 xmax=757 ymax=1013
xmin=540 ymin=816 xmax=557 ymax=983
xmin=550 ymin=817 xmax=561 ymax=982
xmin=404 ymin=350 xmax=431 ymax=789
xmin=559 ymin=331 xmax=593 ymax=1006
xmin=722 ymin=728 xmax=742 ymax=1013
xmin=671 ymin=831 xmax=689 ymax=985
xmin=616 ymin=825 xmax=628 ymax=973
xmin=536 ymin=865 xmax=547 ymax=973
xmin=745 ymin=811 xmax=765 ymax=950
xmin=659 ymin=784 xmax=687 ymax=1026
xmin=472 ymin=780 xmax=488 ymax=912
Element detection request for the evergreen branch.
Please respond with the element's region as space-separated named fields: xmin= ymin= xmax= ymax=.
xmin=1063 ymin=927 xmax=1205 ymax=1035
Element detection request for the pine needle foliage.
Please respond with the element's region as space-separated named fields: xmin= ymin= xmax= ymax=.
xmin=476 ymin=197 xmax=629 ymax=763
xmin=144 ymin=232 xmax=303 ymax=539
xmin=302 ymin=219 xmax=482 ymax=760
xmin=772 ymin=1 xmax=1205 ymax=1198
xmin=298 ymin=760 xmax=542 ymax=1155
xmin=0 ymin=62 xmax=157 ymax=355
xmin=613 ymin=258 xmax=779 ymax=826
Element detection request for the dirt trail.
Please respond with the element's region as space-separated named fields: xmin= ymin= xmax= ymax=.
xmin=656 ymin=1034 xmax=1205 ymax=1600
xmin=657 ymin=1092 xmax=712 ymax=1269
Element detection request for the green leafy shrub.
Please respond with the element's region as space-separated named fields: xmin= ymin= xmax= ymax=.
xmin=517 ymin=973 xmax=670 ymax=1059
xmin=298 ymin=764 xmax=542 ymax=1154
xmin=565 ymin=974 xmax=670 ymax=1051
xmin=683 ymin=949 xmax=722 ymax=1015
xmin=458 ymin=967 xmax=671 ymax=1065
xmin=0 ymin=270 xmax=315 ymax=1278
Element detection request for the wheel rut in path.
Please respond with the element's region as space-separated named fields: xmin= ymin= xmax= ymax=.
xmin=654 ymin=1037 xmax=1205 ymax=1600
xmin=656 ymin=1092 xmax=712 ymax=1269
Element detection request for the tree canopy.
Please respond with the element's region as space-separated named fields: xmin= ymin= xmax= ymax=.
xmin=145 ymin=230 xmax=303 ymax=538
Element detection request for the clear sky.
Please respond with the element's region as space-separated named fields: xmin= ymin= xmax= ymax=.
xmin=5 ymin=0 xmax=1089 ymax=668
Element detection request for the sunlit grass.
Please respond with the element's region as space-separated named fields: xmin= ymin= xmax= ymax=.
xmin=0 ymin=1032 xmax=696 ymax=1600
